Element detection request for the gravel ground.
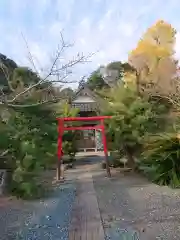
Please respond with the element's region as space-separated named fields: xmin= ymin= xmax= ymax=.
xmin=0 ymin=181 xmax=76 ymax=240
xmin=0 ymin=199 xmax=35 ymax=240
xmin=93 ymin=170 xmax=180 ymax=240
xmin=104 ymin=228 xmax=140 ymax=240
xmin=2 ymin=155 xmax=180 ymax=240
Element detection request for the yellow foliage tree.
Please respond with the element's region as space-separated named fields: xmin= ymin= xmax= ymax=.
xmin=128 ymin=20 xmax=178 ymax=97
xmin=123 ymin=71 xmax=137 ymax=89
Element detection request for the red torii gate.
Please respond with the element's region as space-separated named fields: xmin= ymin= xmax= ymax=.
xmin=56 ymin=116 xmax=112 ymax=180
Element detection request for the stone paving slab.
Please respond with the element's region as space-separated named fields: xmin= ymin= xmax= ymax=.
xmin=69 ymin=172 xmax=105 ymax=240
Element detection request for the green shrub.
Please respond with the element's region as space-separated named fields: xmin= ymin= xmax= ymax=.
xmin=0 ymin=105 xmax=57 ymax=199
xmin=109 ymin=151 xmax=124 ymax=168
xmin=62 ymin=140 xmax=77 ymax=163
xmin=11 ymin=169 xmax=43 ymax=199
xmin=62 ymin=127 xmax=78 ymax=163
xmin=139 ymin=132 xmax=180 ymax=188
xmin=103 ymin=86 xmax=167 ymax=169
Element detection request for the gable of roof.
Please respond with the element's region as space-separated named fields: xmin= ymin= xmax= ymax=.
xmin=72 ymin=84 xmax=101 ymax=102
xmin=71 ymin=84 xmax=104 ymax=112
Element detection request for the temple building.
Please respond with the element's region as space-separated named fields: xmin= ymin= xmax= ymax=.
xmin=70 ymin=66 xmax=119 ymax=152
xmin=71 ymin=84 xmax=103 ymax=152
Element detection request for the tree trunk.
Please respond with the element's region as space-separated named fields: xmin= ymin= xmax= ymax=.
xmin=123 ymin=146 xmax=136 ymax=170
xmin=135 ymin=70 xmax=142 ymax=97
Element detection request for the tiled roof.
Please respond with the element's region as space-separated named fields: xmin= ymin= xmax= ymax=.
xmin=71 ymin=84 xmax=102 ymax=112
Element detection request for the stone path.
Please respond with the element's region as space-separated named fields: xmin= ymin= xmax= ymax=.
xmin=69 ymin=156 xmax=140 ymax=239
xmin=1 ymin=155 xmax=180 ymax=239
xmin=69 ymin=172 xmax=104 ymax=240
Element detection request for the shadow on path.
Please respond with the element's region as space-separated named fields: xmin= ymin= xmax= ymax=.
xmin=75 ymin=154 xmax=104 ymax=166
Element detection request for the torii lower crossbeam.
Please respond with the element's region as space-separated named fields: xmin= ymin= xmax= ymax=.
xmin=56 ymin=116 xmax=112 ymax=180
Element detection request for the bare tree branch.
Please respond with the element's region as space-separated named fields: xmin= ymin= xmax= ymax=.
xmin=47 ymin=32 xmax=72 ymax=76
xmin=149 ymin=93 xmax=180 ymax=109
xmin=7 ymin=52 xmax=93 ymax=103
xmin=0 ymin=149 xmax=9 ymax=157
xmin=21 ymin=32 xmax=39 ymax=74
xmin=0 ymin=32 xmax=95 ymax=108
xmin=0 ymin=96 xmax=64 ymax=108
xmin=0 ymin=62 xmax=15 ymax=92
xmin=50 ymin=52 xmax=94 ymax=74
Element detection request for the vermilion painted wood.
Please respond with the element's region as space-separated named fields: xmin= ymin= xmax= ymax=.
xmin=57 ymin=116 xmax=112 ymax=179
xmin=57 ymin=119 xmax=64 ymax=159
xmin=101 ymin=120 xmax=107 ymax=154
xmin=56 ymin=116 xmax=112 ymax=122
xmin=63 ymin=125 xmax=103 ymax=131
xmin=57 ymin=116 xmax=112 ymax=159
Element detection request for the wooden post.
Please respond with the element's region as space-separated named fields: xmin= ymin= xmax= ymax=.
xmin=57 ymin=119 xmax=63 ymax=181
xmin=56 ymin=159 xmax=61 ymax=181
xmin=101 ymin=120 xmax=111 ymax=178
